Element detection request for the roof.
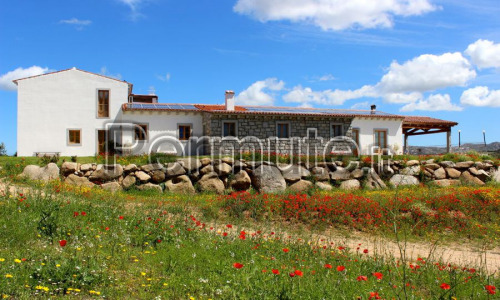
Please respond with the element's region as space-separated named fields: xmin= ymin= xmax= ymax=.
xmin=12 ymin=67 xmax=133 ymax=88
xmin=403 ymin=116 xmax=458 ymax=127
xmin=122 ymin=103 xmax=404 ymax=119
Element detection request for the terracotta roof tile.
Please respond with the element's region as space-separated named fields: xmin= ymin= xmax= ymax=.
xmin=403 ymin=116 xmax=458 ymax=126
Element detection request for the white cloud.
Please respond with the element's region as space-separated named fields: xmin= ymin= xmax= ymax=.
xmin=234 ymin=0 xmax=436 ymax=31
xmin=350 ymin=101 xmax=370 ymax=109
xmin=283 ymin=85 xmax=375 ymax=106
xmin=0 ymin=66 xmax=50 ymax=91
xmin=59 ymin=18 xmax=92 ymax=28
xmin=400 ymin=94 xmax=463 ymax=111
xmin=117 ymin=0 xmax=146 ymax=20
xmin=100 ymin=67 xmax=122 ymax=80
xmin=377 ymin=52 xmax=476 ymax=93
xmin=465 ymin=39 xmax=500 ymax=69
xmin=318 ymin=74 xmax=336 ymax=81
xmin=157 ymin=73 xmax=171 ymax=82
xmin=460 ymin=86 xmax=500 ymax=107
xmin=235 ymin=78 xmax=285 ymax=105
xmin=383 ymin=92 xmax=423 ymax=104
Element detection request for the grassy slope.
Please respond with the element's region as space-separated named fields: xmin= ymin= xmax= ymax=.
xmin=0 ymin=184 xmax=498 ymax=299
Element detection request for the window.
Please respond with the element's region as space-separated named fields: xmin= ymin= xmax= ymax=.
xmin=223 ymin=122 xmax=237 ymax=137
xmin=135 ymin=124 xmax=148 ymax=141
xmin=97 ymin=90 xmax=110 ymax=118
xmin=68 ymin=129 xmax=81 ymax=145
xmin=307 ymin=128 xmax=317 ymax=139
xmin=374 ymin=129 xmax=388 ymax=149
xmin=178 ymin=125 xmax=191 ymax=141
xmin=332 ymin=124 xmax=343 ymax=137
xmin=277 ymin=123 xmax=290 ymax=138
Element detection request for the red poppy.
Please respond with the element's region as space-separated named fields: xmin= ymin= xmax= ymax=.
xmin=226 ymin=224 xmax=233 ymax=228
xmin=105 ymin=227 xmax=110 ymax=231
xmin=440 ymin=283 xmax=451 ymax=290
xmin=369 ymin=292 xmax=381 ymax=299
xmin=338 ymin=246 xmax=345 ymax=250
xmin=59 ymin=240 xmax=67 ymax=247
xmin=73 ymin=212 xmax=79 ymax=217
xmin=294 ymin=270 xmax=303 ymax=277
xmin=223 ymin=232 xmax=228 ymax=237
xmin=337 ymin=265 xmax=346 ymax=272
xmin=81 ymin=211 xmax=86 ymax=216
xmin=233 ymin=263 xmax=244 ymax=269
xmin=324 ymin=264 xmax=333 ymax=269
xmin=119 ymin=216 xmax=124 ymax=220
xmin=357 ymin=275 xmax=368 ymax=281
xmin=363 ymin=249 xmax=369 ymax=254
xmin=289 ymin=272 xmax=295 ymax=277
xmin=272 ymin=269 xmax=280 ymax=275
xmin=283 ymin=248 xmax=290 ymax=253
xmin=485 ymin=285 xmax=496 ymax=295
xmin=373 ymin=272 xmax=383 ymax=280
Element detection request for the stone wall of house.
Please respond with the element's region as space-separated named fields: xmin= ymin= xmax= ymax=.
xmin=203 ymin=113 xmax=355 ymax=156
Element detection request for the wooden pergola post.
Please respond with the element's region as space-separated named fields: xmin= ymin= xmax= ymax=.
xmin=404 ymin=134 xmax=408 ymax=154
xmin=446 ymin=130 xmax=451 ymax=153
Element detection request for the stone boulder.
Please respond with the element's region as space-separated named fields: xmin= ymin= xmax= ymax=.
xmin=455 ymin=161 xmax=474 ymax=169
xmin=492 ymin=167 xmax=500 ymax=183
xmin=330 ymin=168 xmax=351 ymax=181
xmin=468 ymin=167 xmax=490 ymax=182
xmin=345 ymin=161 xmax=360 ymax=171
xmin=138 ymin=183 xmax=163 ymax=193
xmin=140 ymin=163 xmax=164 ymax=173
xmin=65 ymin=174 xmax=95 ymax=188
xmin=150 ymin=170 xmax=166 ymax=184
xmin=200 ymin=157 xmax=212 ymax=166
xmin=424 ymin=163 xmax=441 ymax=170
xmin=252 ymin=165 xmax=286 ymax=193
xmin=315 ymin=181 xmax=333 ymax=191
xmin=21 ymin=163 xmax=60 ymax=182
xmin=165 ymin=162 xmax=186 ymax=177
xmin=432 ymin=179 xmax=460 ymax=187
xmin=446 ymin=168 xmax=461 ymax=179
xmin=460 ymin=171 xmax=485 ymax=186
xmin=289 ymin=180 xmax=313 ymax=193
xmin=165 ymin=175 xmax=195 ymax=194
xmin=177 ymin=158 xmax=201 ymax=172
xmin=280 ymin=165 xmax=311 ymax=183
xmin=135 ymin=171 xmax=151 ymax=183
xmin=124 ymin=164 xmax=138 ymax=173
xmin=439 ymin=161 xmax=455 ymax=168
xmin=364 ymin=169 xmax=387 ymax=190
xmin=89 ymin=164 xmax=123 ymax=182
xmin=200 ymin=165 xmax=214 ymax=175
xmin=390 ymin=174 xmax=419 ymax=187
xmin=311 ymin=167 xmax=330 ymax=181
xmin=434 ymin=167 xmax=447 ymax=180
xmin=340 ymin=179 xmax=360 ymax=190
xmin=406 ymin=160 xmax=420 ymax=167
xmin=122 ymin=175 xmax=137 ymax=189
xmin=214 ymin=162 xmax=232 ymax=177
xmin=198 ymin=173 xmax=225 ymax=194
xmin=101 ymin=182 xmax=122 ymax=193
xmin=401 ymin=165 xmax=420 ymax=176
xmin=232 ymin=160 xmax=247 ymax=171
xmin=61 ymin=162 xmax=79 ymax=176
xmin=80 ymin=163 xmax=94 ymax=172
xmin=230 ymin=170 xmax=252 ymax=191
xmin=221 ymin=157 xmax=235 ymax=165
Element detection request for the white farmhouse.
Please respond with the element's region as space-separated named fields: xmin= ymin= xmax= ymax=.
xmin=14 ymin=68 xmax=457 ymax=157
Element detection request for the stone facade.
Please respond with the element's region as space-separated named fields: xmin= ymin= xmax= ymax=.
xmin=203 ymin=113 xmax=355 ymax=156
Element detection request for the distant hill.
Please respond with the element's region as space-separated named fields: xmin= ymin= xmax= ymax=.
xmin=408 ymin=142 xmax=500 ymax=155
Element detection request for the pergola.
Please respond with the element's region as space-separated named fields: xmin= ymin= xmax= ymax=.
xmin=403 ymin=116 xmax=458 ymax=153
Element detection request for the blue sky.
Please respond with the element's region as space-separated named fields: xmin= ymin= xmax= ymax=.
xmin=1 ymin=0 xmax=500 ymax=155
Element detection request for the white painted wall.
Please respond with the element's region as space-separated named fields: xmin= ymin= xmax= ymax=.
xmin=351 ymin=117 xmax=404 ymax=155
xmin=119 ymin=110 xmax=204 ymax=156
xmin=17 ymin=69 xmax=130 ymax=156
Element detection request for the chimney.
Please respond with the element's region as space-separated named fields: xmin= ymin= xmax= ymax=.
xmin=225 ymin=90 xmax=235 ymax=111
xmin=370 ymin=104 xmax=376 ymax=114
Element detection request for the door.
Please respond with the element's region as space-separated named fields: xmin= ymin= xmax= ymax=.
xmin=97 ymin=130 xmax=108 ymax=154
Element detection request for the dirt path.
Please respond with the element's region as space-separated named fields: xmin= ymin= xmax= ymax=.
xmin=1 ymin=179 xmax=499 ymax=274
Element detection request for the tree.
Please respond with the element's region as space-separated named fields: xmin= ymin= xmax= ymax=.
xmin=0 ymin=142 xmax=6 ymax=156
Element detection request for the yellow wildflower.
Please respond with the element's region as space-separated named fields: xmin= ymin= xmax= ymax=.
xmin=140 ymin=272 xmax=146 ymax=276
xmin=14 ymin=259 xmax=21 ymax=263
xmin=5 ymin=274 xmax=13 ymax=278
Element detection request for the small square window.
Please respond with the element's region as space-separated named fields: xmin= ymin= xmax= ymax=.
xmin=223 ymin=122 xmax=237 ymax=137
xmin=179 ymin=125 xmax=191 ymax=141
xmin=307 ymin=128 xmax=317 ymax=139
xmin=68 ymin=130 xmax=81 ymax=145
xmin=277 ymin=123 xmax=290 ymax=138
xmin=332 ymin=124 xmax=343 ymax=137
xmin=135 ymin=124 xmax=148 ymax=141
